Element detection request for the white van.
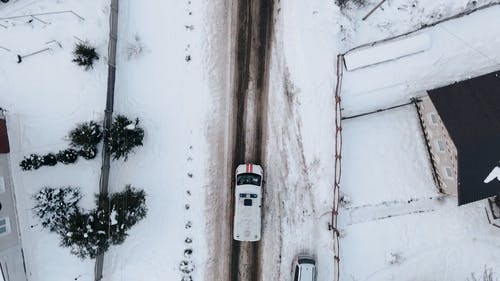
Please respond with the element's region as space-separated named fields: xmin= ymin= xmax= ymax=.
xmin=293 ymin=255 xmax=316 ymax=281
xmin=233 ymin=163 xmax=263 ymax=242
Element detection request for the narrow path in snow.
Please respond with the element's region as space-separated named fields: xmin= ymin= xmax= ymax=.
xmin=229 ymin=0 xmax=274 ymax=280
xmin=341 ymin=195 xmax=454 ymax=226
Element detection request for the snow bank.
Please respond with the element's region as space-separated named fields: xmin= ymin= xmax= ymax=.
xmin=344 ymin=32 xmax=431 ymax=71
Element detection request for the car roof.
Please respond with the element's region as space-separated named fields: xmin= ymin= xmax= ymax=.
xmin=298 ymin=262 xmax=315 ymax=281
xmin=236 ymin=163 xmax=263 ymax=176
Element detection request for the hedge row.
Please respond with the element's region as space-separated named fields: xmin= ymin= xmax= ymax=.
xmin=19 ymin=147 xmax=97 ymax=171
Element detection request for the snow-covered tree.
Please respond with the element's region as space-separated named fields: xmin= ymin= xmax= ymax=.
xmin=57 ymin=148 xmax=79 ymax=164
xmin=72 ymin=42 xmax=99 ymax=70
xmin=69 ymin=121 xmax=102 ymax=149
xmin=33 ymin=187 xmax=82 ymax=233
xmin=105 ymin=115 xmax=145 ymax=161
xmin=34 ymin=185 xmax=147 ymax=259
xmin=59 ymin=209 xmax=109 ymax=259
xmin=108 ymin=185 xmax=147 ymax=245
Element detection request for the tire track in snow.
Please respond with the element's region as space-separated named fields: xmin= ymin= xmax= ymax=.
xmin=230 ymin=0 xmax=274 ymax=280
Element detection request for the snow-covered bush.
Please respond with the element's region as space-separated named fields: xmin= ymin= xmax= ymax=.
xmin=43 ymin=153 xmax=58 ymax=166
xmin=72 ymin=42 xmax=99 ymax=70
xmin=33 ymin=187 xmax=82 ymax=233
xmin=108 ymin=185 xmax=147 ymax=245
xmin=69 ymin=121 xmax=102 ymax=149
xmin=20 ymin=154 xmax=44 ymax=171
xmin=59 ymin=209 xmax=109 ymax=259
xmin=57 ymin=148 xmax=79 ymax=164
xmin=105 ymin=115 xmax=145 ymax=161
xmin=34 ymin=185 xmax=147 ymax=259
xmin=78 ymin=146 xmax=98 ymax=160
xmin=69 ymin=121 xmax=102 ymax=160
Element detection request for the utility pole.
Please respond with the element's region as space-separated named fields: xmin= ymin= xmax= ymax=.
xmin=94 ymin=0 xmax=118 ymax=280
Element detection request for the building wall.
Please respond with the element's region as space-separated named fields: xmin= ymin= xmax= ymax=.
xmin=416 ymin=95 xmax=458 ymax=195
xmin=0 ymin=116 xmax=27 ymax=281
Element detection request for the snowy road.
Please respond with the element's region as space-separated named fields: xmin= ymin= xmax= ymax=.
xmin=229 ymin=0 xmax=274 ymax=280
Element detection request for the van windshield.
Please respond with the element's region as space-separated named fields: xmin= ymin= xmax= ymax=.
xmin=237 ymin=173 xmax=262 ymax=186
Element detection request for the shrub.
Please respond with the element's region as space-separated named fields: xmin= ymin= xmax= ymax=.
xmin=105 ymin=115 xmax=145 ymax=161
xmin=32 ymin=187 xmax=82 ymax=233
xmin=72 ymin=42 xmax=99 ymax=70
xmin=69 ymin=121 xmax=102 ymax=149
xmin=108 ymin=185 xmax=147 ymax=245
xmin=19 ymin=154 xmax=44 ymax=171
xmin=59 ymin=209 xmax=109 ymax=259
xmin=34 ymin=185 xmax=147 ymax=259
xmin=57 ymin=149 xmax=79 ymax=164
xmin=43 ymin=153 xmax=58 ymax=166
xmin=78 ymin=146 xmax=98 ymax=160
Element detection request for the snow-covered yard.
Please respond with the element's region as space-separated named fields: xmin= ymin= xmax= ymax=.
xmin=339 ymin=2 xmax=500 ymax=280
xmin=340 ymin=105 xmax=500 ymax=281
xmin=1 ymin=0 xmax=225 ymax=280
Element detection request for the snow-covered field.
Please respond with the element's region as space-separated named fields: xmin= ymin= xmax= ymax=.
xmin=2 ymin=0 xmax=500 ymax=280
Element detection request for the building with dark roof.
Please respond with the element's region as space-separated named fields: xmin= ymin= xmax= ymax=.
xmin=417 ymin=71 xmax=500 ymax=206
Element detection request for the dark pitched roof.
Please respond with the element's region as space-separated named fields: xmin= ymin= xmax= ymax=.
xmin=0 ymin=118 xmax=9 ymax=154
xmin=428 ymin=71 xmax=500 ymax=205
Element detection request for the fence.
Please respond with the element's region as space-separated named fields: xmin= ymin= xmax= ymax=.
xmin=94 ymin=0 xmax=119 ymax=280
xmin=332 ymin=54 xmax=344 ymax=281
xmin=0 ymin=10 xmax=84 ymax=22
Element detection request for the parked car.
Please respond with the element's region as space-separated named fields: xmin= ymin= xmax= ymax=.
xmin=293 ymin=255 xmax=316 ymax=281
xmin=0 ymin=0 xmax=9 ymax=3
xmin=233 ymin=163 xmax=263 ymax=242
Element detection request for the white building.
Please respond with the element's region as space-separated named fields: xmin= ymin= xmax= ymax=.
xmin=0 ymin=113 xmax=27 ymax=281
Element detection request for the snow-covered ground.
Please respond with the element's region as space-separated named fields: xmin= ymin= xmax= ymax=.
xmin=340 ymin=110 xmax=500 ymax=278
xmin=339 ymin=0 xmax=500 ymax=47
xmin=1 ymin=0 xmax=108 ymax=279
xmin=2 ymin=0 xmax=500 ymax=280
xmin=103 ymin=0 xmax=219 ymax=279
xmin=1 ymin=0 xmax=224 ymax=280
xmin=339 ymin=1 xmax=500 ymax=280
